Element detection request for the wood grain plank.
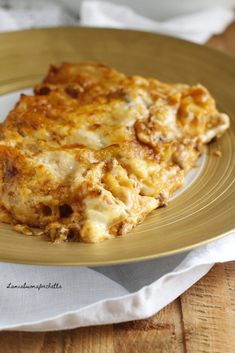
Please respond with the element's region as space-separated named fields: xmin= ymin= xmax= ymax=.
xmin=207 ymin=20 xmax=235 ymax=55
xmin=113 ymin=299 xmax=186 ymax=353
xmin=0 ymin=332 xmax=45 ymax=353
xmin=180 ymin=262 xmax=235 ymax=353
xmin=0 ymin=326 xmax=114 ymax=353
xmin=64 ymin=325 xmax=114 ymax=353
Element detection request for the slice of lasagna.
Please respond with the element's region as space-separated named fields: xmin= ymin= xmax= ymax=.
xmin=0 ymin=63 xmax=230 ymax=243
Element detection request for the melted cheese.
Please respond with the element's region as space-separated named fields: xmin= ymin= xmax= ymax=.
xmin=0 ymin=62 xmax=230 ymax=243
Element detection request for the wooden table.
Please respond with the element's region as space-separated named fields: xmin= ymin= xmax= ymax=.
xmin=1 ymin=21 xmax=235 ymax=353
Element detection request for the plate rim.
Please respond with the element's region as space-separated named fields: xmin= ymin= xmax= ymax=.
xmin=0 ymin=26 xmax=234 ymax=266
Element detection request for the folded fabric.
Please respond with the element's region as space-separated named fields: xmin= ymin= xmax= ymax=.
xmin=0 ymin=233 xmax=234 ymax=331
xmin=0 ymin=0 xmax=234 ymax=43
xmin=0 ymin=0 xmax=76 ymax=31
xmin=80 ymin=1 xmax=234 ymax=43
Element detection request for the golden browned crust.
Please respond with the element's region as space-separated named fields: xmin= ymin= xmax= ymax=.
xmin=0 ymin=62 xmax=230 ymax=242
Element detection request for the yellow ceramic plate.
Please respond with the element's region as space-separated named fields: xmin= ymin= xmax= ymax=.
xmin=0 ymin=27 xmax=234 ymax=266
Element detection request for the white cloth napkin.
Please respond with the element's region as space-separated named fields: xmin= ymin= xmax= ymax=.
xmin=0 ymin=0 xmax=234 ymax=43
xmin=0 ymin=234 xmax=234 ymax=331
xmin=0 ymin=0 xmax=234 ymax=332
xmin=80 ymin=1 xmax=234 ymax=43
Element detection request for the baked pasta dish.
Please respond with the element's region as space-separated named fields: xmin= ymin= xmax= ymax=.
xmin=0 ymin=62 xmax=230 ymax=243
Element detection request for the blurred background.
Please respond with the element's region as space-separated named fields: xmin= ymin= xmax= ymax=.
xmin=0 ymin=0 xmax=234 ymax=43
